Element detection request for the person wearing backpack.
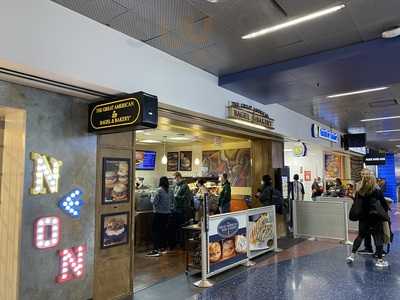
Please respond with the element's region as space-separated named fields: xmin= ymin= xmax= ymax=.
xmin=346 ymin=172 xmax=390 ymax=267
xmin=290 ymin=174 xmax=305 ymax=201
xmin=218 ymin=173 xmax=231 ymax=214
xmin=257 ymin=175 xmax=274 ymax=206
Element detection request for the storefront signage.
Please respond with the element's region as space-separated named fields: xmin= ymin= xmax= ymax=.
xmin=56 ymin=245 xmax=86 ymax=284
xmin=34 ymin=216 xmax=61 ymax=249
xmin=304 ymin=171 xmax=312 ymax=181
xmin=30 ymin=152 xmax=63 ymax=195
xmin=58 ymin=189 xmax=84 ymax=218
xmin=88 ymin=92 xmax=158 ymax=134
xmin=365 ymin=149 xmax=386 ymax=165
xmin=217 ymin=217 xmax=239 ymax=238
xmin=311 ymin=124 xmax=339 ymax=143
xmin=293 ymin=142 xmax=307 ymax=157
xmin=227 ymin=101 xmax=274 ymax=130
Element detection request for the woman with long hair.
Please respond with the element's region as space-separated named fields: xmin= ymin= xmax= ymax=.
xmin=147 ymin=176 xmax=172 ymax=257
xmin=346 ymin=172 xmax=390 ymax=267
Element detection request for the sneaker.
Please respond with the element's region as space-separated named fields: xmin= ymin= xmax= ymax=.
xmin=146 ymin=250 xmax=160 ymax=257
xmin=373 ymin=252 xmax=386 ymax=259
xmin=159 ymin=249 xmax=168 ymax=255
xmin=358 ymin=249 xmax=374 ymax=255
xmin=346 ymin=253 xmax=355 ymax=264
xmin=375 ymin=259 xmax=389 ymax=268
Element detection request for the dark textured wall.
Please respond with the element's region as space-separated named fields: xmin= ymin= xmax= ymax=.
xmin=0 ymin=80 xmax=96 ymax=300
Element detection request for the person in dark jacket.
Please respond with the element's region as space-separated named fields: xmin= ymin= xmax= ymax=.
xmin=169 ymin=172 xmax=192 ymax=249
xmin=257 ymin=175 xmax=274 ymax=206
xmin=147 ymin=176 xmax=172 ymax=257
xmin=346 ymin=173 xmax=390 ymax=267
xmin=219 ymin=173 xmax=231 ymax=213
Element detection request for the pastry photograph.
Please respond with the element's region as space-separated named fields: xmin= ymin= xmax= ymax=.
xmin=179 ymin=151 xmax=192 ymax=171
xmin=234 ymin=235 xmax=248 ymax=254
xmin=249 ymin=213 xmax=274 ymax=251
xmin=222 ymin=239 xmax=236 ymax=260
xmin=101 ymin=212 xmax=129 ymax=249
xmin=102 ymin=158 xmax=131 ymax=204
xmin=209 ymin=242 xmax=222 ymax=263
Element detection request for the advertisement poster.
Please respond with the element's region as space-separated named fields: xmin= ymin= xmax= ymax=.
xmin=324 ymin=153 xmax=343 ymax=179
xmin=304 ymin=171 xmax=312 ymax=181
xmin=202 ymin=149 xmax=251 ymax=187
xmin=248 ymin=211 xmax=274 ymax=256
xmin=102 ymin=158 xmax=130 ymax=204
xmin=167 ymin=152 xmax=179 ymax=172
xmin=208 ymin=214 xmax=248 ymax=274
xmin=101 ymin=212 xmax=129 ymax=249
xmin=179 ymin=151 xmax=192 ymax=171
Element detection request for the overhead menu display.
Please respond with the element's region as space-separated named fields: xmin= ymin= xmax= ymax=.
xmin=365 ymin=149 xmax=386 ymax=165
xmin=136 ymin=150 xmax=156 ymax=170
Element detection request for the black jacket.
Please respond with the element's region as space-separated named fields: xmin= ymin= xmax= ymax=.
xmin=357 ymin=189 xmax=389 ymax=221
xmin=259 ymin=184 xmax=274 ymax=206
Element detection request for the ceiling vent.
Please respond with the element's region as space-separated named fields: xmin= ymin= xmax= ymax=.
xmin=368 ymin=99 xmax=399 ymax=108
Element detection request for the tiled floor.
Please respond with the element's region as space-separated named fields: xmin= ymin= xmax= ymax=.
xmin=133 ymin=207 xmax=400 ymax=300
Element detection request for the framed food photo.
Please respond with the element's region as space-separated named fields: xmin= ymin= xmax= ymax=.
xmin=102 ymin=157 xmax=130 ymax=205
xmin=101 ymin=212 xmax=129 ymax=249
xmin=167 ymin=152 xmax=179 ymax=172
xmin=179 ymin=151 xmax=192 ymax=172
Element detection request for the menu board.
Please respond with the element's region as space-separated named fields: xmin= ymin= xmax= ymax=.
xmin=136 ymin=151 xmax=156 ymax=170
xmin=208 ymin=214 xmax=248 ymax=274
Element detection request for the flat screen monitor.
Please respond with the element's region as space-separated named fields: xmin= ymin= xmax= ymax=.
xmin=344 ymin=133 xmax=366 ymax=148
xmin=136 ymin=150 xmax=156 ymax=170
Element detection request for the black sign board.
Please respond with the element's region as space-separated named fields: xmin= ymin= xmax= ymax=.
xmin=364 ymin=149 xmax=386 ymax=165
xmin=89 ymin=92 xmax=158 ymax=134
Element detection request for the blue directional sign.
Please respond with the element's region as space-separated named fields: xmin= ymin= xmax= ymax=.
xmin=58 ymin=189 xmax=84 ymax=218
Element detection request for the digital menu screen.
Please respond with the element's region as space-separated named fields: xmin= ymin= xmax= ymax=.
xmin=136 ymin=150 xmax=156 ymax=170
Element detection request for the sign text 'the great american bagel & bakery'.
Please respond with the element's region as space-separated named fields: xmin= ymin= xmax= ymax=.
xmin=88 ymin=91 xmax=158 ymax=134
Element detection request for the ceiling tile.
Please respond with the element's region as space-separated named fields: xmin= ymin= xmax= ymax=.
xmin=53 ymin=0 xmax=127 ymax=24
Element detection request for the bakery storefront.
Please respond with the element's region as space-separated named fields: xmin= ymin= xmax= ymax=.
xmin=90 ymin=95 xmax=285 ymax=298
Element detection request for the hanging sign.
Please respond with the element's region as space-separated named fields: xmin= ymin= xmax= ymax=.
xmin=88 ymin=91 xmax=158 ymax=134
xmin=227 ymin=101 xmax=274 ymax=130
xmin=311 ymin=124 xmax=339 ymax=143
xmin=293 ymin=142 xmax=307 ymax=157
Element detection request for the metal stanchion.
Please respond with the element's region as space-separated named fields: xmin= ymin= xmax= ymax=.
xmin=193 ymin=194 xmax=213 ymax=288
xmin=343 ymin=202 xmax=353 ymax=245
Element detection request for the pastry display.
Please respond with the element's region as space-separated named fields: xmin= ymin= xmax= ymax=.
xmin=249 ymin=213 xmax=273 ymax=245
xmin=118 ymin=162 xmax=129 ymax=184
xmin=222 ymin=239 xmax=236 ymax=259
xmin=112 ymin=183 xmax=128 ymax=202
xmin=235 ymin=235 xmax=248 ymax=254
xmin=209 ymin=242 xmax=222 ymax=263
xmin=105 ymin=171 xmax=117 ymax=188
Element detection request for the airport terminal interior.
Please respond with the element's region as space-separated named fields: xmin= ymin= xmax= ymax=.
xmin=1 ymin=1 xmax=400 ymax=300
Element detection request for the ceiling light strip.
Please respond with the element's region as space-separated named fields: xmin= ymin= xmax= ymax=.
xmin=361 ymin=115 xmax=400 ymax=122
xmin=376 ymin=129 xmax=400 ymax=133
xmin=242 ymin=4 xmax=345 ymax=39
xmin=327 ymin=87 xmax=388 ymax=99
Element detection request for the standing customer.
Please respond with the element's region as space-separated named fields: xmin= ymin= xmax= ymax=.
xmin=170 ymin=172 xmax=192 ymax=248
xmin=218 ymin=173 xmax=231 ymax=213
xmin=257 ymin=175 xmax=274 ymax=206
xmin=311 ymin=177 xmax=323 ymax=200
xmin=147 ymin=176 xmax=172 ymax=257
xmin=346 ymin=173 xmax=390 ymax=267
xmin=290 ymin=174 xmax=305 ymax=201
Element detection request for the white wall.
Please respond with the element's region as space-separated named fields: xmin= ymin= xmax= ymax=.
xmin=284 ymin=142 xmax=325 ymax=201
xmin=0 ymin=0 xmax=342 ymax=148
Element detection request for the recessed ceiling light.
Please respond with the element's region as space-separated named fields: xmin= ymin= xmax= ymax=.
xmin=376 ymin=129 xmax=400 ymax=133
xmin=361 ymin=115 xmax=400 ymax=122
xmin=206 ymin=0 xmax=219 ymax=2
xmin=327 ymin=87 xmax=389 ymax=98
xmin=139 ymin=139 xmax=161 ymax=144
xmin=242 ymin=4 xmax=345 ymax=39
